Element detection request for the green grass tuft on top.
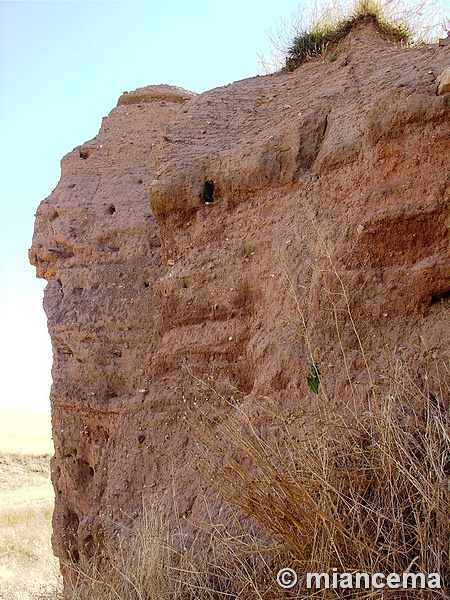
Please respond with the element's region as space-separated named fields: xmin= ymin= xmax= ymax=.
xmin=286 ymin=0 xmax=413 ymax=70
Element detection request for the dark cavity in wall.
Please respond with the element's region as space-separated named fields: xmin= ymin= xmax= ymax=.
xmin=430 ymin=289 xmax=450 ymax=306
xmin=202 ymin=181 xmax=215 ymax=204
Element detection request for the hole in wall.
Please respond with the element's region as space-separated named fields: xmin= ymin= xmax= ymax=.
xmin=79 ymin=148 xmax=89 ymax=159
xmin=107 ymin=204 xmax=116 ymax=215
xmin=430 ymin=289 xmax=450 ymax=306
xmin=201 ymin=180 xmax=215 ymax=204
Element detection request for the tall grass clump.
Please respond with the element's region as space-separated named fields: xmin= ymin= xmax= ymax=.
xmin=195 ymin=364 xmax=450 ymax=597
xmin=65 ymin=504 xmax=203 ymax=600
xmin=286 ymin=0 xmax=413 ymax=69
xmin=65 ymin=501 xmax=281 ymax=600
xmin=259 ymin=0 xmax=449 ymax=72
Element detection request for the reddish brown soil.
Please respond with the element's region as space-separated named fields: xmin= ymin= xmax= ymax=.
xmin=29 ymin=20 xmax=450 ymax=586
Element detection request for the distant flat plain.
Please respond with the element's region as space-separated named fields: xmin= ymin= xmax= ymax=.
xmin=0 ymin=408 xmax=53 ymax=455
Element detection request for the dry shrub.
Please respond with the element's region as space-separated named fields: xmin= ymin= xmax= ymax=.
xmin=195 ymin=362 xmax=450 ymax=597
xmin=66 ymin=505 xmax=184 ymax=599
xmin=64 ymin=501 xmax=279 ymax=600
xmin=66 ymin=503 xmax=219 ymax=600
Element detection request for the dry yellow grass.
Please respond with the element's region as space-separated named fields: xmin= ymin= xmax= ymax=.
xmin=192 ymin=366 xmax=450 ymax=598
xmin=0 ymin=411 xmax=61 ymax=600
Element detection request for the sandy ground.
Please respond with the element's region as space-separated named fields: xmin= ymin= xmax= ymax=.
xmin=0 ymin=450 xmax=61 ymax=599
xmin=0 ymin=408 xmax=53 ymax=455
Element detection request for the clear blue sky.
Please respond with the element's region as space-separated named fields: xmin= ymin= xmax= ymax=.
xmin=0 ymin=0 xmax=306 ymax=412
xmin=0 ymin=0 xmax=447 ymax=414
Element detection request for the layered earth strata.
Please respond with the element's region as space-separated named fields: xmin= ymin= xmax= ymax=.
xmin=29 ymin=20 xmax=450 ymax=585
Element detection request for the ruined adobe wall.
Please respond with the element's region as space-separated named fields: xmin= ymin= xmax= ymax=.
xmin=29 ymin=21 xmax=450 ymax=583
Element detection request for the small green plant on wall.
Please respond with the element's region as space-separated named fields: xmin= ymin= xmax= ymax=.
xmin=307 ymin=361 xmax=321 ymax=394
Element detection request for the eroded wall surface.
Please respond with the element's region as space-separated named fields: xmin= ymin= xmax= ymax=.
xmin=30 ymin=22 xmax=450 ymax=578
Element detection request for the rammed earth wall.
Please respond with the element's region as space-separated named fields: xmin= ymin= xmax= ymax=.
xmin=29 ymin=21 xmax=450 ymax=588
